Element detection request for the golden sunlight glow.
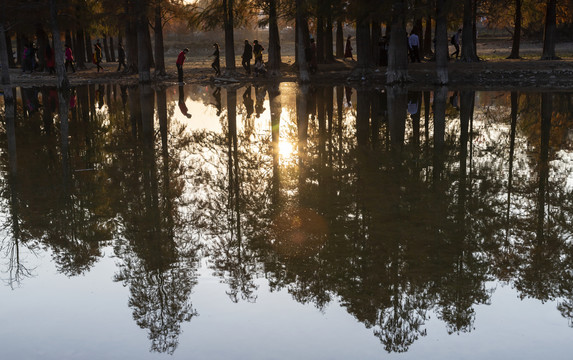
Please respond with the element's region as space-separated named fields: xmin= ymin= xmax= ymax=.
xmin=278 ymin=140 xmax=295 ymax=157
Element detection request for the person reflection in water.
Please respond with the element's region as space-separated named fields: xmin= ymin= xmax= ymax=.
xmin=345 ymin=86 xmax=353 ymax=107
xmin=69 ymin=88 xmax=77 ymax=109
xmin=178 ymin=86 xmax=192 ymax=118
xmin=243 ymin=86 xmax=254 ymax=119
xmin=254 ymin=85 xmax=266 ymax=118
xmin=212 ymin=87 xmax=222 ymax=116
xmin=450 ymin=91 xmax=459 ymax=110
xmin=407 ymin=94 xmax=419 ymax=116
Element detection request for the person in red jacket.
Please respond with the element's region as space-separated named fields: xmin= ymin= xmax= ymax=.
xmin=176 ymin=48 xmax=189 ymax=83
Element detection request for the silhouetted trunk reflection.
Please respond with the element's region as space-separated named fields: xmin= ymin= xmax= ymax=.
xmin=227 ymin=88 xmax=241 ymax=245
xmin=507 ymin=92 xmax=518 ymax=240
xmin=459 ymin=91 xmax=474 ymax=219
xmin=537 ymin=93 xmax=552 ymax=241
xmin=269 ymin=84 xmax=281 ymax=208
xmin=356 ymin=88 xmax=370 ymax=148
xmin=433 ymin=87 xmax=447 ymax=184
xmin=4 ymin=91 xmax=27 ymax=286
xmin=297 ymin=84 xmax=310 ymax=184
xmin=386 ymin=86 xmax=407 ymax=159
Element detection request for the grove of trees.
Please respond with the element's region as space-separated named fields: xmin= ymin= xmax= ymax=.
xmin=1 ymin=0 xmax=573 ymax=87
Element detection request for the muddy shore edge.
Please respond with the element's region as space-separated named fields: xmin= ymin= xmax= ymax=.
xmin=4 ymin=58 xmax=573 ymax=90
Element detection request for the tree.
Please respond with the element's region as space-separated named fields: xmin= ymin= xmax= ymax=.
xmin=296 ymin=0 xmax=310 ymax=82
xmin=507 ymin=0 xmax=522 ymax=59
xmin=0 ymin=22 xmax=12 ymax=90
xmin=153 ymin=0 xmax=166 ymax=76
xmin=223 ymin=0 xmax=236 ymax=72
xmin=435 ymin=0 xmax=449 ymax=84
xmin=460 ymin=0 xmax=479 ymax=62
xmin=541 ymin=0 xmax=558 ymax=60
xmin=257 ymin=0 xmax=282 ymax=76
xmin=49 ymin=0 xmax=70 ymax=89
xmin=136 ymin=0 xmax=152 ymax=82
xmin=355 ymin=0 xmax=371 ymax=70
xmin=387 ymin=0 xmax=408 ymax=84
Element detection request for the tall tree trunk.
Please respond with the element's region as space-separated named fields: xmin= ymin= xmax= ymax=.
xmin=75 ymin=28 xmax=86 ymax=69
xmin=137 ymin=0 xmax=151 ymax=82
xmin=0 ymin=22 xmax=12 ymax=88
xmin=49 ymin=0 xmax=69 ymax=89
xmin=371 ymin=21 xmax=381 ymax=67
xmin=435 ymin=0 xmax=448 ymax=84
xmin=268 ymin=0 xmax=281 ymax=76
xmin=541 ymin=0 xmax=558 ymax=60
xmin=109 ymin=36 xmax=116 ymax=62
xmin=126 ymin=0 xmax=138 ymax=74
xmin=85 ymin=32 xmax=94 ymax=65
xmin=461 ymin=0 xmax=478 ymax=62
xmin=223 ymin=0 xmax=236 ymax=72
xmin=36 ymin=25 xmax=49 ymax=72
xmin=387 ymin=0 xmax=408 ymax=84
xmin=103 ymin=34 xmax=111 ymax=62
xmin=424 ymin=15 xmax=432 ymax=56
xmin=5 ymin=30 xmax=14 ymax=68
xmin=154 ymin=0 xmax=166 ymax=76
xmin=355 ymin=10 xmax=371 ymax=69
xmin=412 ymin=0 xmax=423 ymax=54
xmin=508 ymin=0 xmax=522 ymax=59
xmin=16 ymin=33 xmax=24 ymax=66
xmin=316 ymin=16 xmax=325 ymax=64
xmin=325 ymin=13 xmax=334 ymax=63
xmin=144 ymin=21 xmax=155 ymax=68
xmin=335 ymin=21 xmax=344 ymax=58
xmin=472 ymin=0 xmax=477 ymax=55
xmin=296 ymin=0 xmax=310 ymax=82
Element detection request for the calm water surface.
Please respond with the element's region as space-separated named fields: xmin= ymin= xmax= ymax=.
xmin=1 ymin=84 xmax=573 ymax=359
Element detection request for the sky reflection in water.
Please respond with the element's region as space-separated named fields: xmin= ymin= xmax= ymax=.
xmin=1 ymin=84 xmax=573 ymax=359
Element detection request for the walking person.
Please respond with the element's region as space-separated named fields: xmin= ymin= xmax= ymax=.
xmin=211 ymin=43 xmax=221 ymax=77
xmin=94 ymin=41 xmax=103 ymax=72
xmin=408 ymin=31 xmax=421 ymax=63
xmin=344 ymin=36 xmax=353 ymax=60
xmin=176 ymin=48 xmax=188 ymax=83
xmin=450 ymin=28 xmax=461 ymax=60
xmin=117 ymin=43 xmax=126 ymax=72
xmin=242 ymin=39 xmax=252 ymax=75
xmin=65 ymin=43 xmax=75 ymax=73
xmin=22 ymin=44 xmax=32 ymax=73
xmin=253 ymin=40 xmax=264 ymax=76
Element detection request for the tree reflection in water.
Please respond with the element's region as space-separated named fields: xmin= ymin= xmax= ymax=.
xmin=3 ymin=84 xmax=573 ymax=354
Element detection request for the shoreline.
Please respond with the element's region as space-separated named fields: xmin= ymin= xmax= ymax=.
xmin=4 ymin=57 xmax=573 ymax=90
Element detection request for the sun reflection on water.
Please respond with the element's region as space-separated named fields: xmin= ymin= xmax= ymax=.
xmin=278 ymin=140 xmax=294 ymax=158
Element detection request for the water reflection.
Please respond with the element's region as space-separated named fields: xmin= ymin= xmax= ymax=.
xmin=2 ymin=83 xmax=573 ymax=356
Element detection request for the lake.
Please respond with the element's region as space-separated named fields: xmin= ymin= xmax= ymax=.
xmin=1 ymin=83 xmax=573 ymax=359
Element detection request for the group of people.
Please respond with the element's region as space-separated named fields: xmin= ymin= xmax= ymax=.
xmin=344 ymin=28 xmax=463 ymax=65
xmin=176 ymin=39 xmax=267 ymax=83
xmin=241 ymin=39 xmax=266 ymax=76
xmin=23 ymin=39 xmax=127 ymax=75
